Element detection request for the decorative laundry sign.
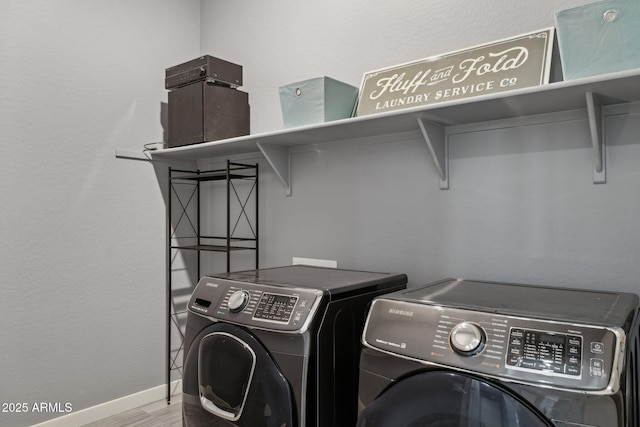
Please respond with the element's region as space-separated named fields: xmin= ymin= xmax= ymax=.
xmin=355 ymin=28 xmax=555 ymax=117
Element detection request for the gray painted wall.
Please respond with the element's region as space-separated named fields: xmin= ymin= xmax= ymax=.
xmin=0 ymin=1 xmax=200 ymax=426
xmin=198 ymin=0 xmax=640 ymax=291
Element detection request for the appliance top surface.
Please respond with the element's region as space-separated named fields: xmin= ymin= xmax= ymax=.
xmin=393 ymin=279 xmax=639 ymax=327
xmin=212 ymin=265 xmax=407 ymax=296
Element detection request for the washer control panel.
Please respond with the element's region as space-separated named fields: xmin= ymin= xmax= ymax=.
xmin=505 ymin=328 xmax=583 ymax=377
xmin=188 ymin=277 xmax=324 ymax=333
xmin=253 ymin=292 xmax=299 ymax=322
xmin=363 ymin=298 xmax=625 ymax=393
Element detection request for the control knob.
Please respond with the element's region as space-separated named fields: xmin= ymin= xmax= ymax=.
xmin=228 ymin=290 xmax=250 ymax=313
xmin=450 ymin=322 xmax=485 ymax=356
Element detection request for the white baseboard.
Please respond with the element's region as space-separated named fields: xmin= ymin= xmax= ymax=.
xmin=31 ymin=380 xmax=182 ymax=427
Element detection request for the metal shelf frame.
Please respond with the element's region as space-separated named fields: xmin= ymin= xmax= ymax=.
xmin=166 ymin=160 xmax=258 ymax=404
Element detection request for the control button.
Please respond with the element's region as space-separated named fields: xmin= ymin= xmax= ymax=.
xmin=509 ymin=346 xmax=522 ymax=356
xmin=590 ymin=358 xmax=604 ymax=377
xmin=520 ymin=359 xmax=539 ymax=369
xmin=551 ymin=364 xmax=564 ymax=374
xmin=568 ymin=336 xmax=582 ymax=347
xmin=568 ymin=345 xmax=581 ymax=355
xmin=591 ymin=342 xmax=605 ymax=354
xmin=450 ymin=322 xmax=485 ymax=356
xmin=566 ymin=364 xmax=581 ymax=376
xmin=507 ymin=355 xmax=520 ymax=365
xmin=228 ymin=290 xmax=250 ymax=313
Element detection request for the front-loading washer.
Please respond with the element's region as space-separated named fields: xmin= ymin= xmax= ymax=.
xmin=182 ymin=265 xmax=407 ymax=427
xmin=356 ymin=278 xmax=640 ymax=427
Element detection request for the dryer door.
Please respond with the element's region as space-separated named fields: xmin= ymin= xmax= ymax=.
xmin=356 ymin=371 xmax=554 ymax=427
xmin=183 ymin=323 xmax=295 ymax=427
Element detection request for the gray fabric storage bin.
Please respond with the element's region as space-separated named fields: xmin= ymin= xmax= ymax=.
xmin=555 ymin=0 xmax=640 ymax=80
xmin=279 ymin=76 xmax=358 ymax=128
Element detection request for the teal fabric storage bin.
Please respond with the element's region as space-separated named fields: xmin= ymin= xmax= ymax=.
xmin=555 ymin=0 xmax=640 ymax=80
xmin=279 ymin=77 xmax=358 ymax=128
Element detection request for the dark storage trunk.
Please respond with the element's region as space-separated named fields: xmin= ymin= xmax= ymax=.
xmin=168 ymin=82 xmax=250 ymax=148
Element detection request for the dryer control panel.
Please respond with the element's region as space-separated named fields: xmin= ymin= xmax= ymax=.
xmin=188 ymin=277 xmax=324 ymax=333
xmin=363 ymin=298 xmax=626 ymax=394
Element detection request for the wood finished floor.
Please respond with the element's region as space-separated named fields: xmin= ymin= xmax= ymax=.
xmin=80 ymin=395 xmax=182 ymax=427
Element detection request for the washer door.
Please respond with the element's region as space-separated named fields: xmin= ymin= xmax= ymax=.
xmin=198 ymin=331 xmax=256 ymax=420
xmin=356 ymin=371 xmax=554 ymax=427
xmin=183 ymin=323 xmax=295 ymax=427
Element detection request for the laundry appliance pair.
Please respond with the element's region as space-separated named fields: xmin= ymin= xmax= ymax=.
xmin=183 ymin=267 xmax=640 ymax=427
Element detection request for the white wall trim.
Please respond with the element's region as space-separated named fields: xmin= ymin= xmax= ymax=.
xmin=30 ymin=380 xmax=182 ymax=427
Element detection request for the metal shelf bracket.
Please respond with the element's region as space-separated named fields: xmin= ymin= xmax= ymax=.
xmin=586 ymin=91 xmax=606 ymax=184
xmin=257 ymin=142 xmax=291 ymax=196
xmin=417 ymin=118 xmax=449 ymax=189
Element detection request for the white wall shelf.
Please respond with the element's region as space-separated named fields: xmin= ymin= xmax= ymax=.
xmin=151 ymin=68 xmax=640 ymax=193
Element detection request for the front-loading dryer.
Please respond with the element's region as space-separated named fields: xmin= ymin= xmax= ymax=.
xmin=182 ymin=265 xmax=407 ymax=427
xmin=357 ymin=279 xmax=640 ymax=427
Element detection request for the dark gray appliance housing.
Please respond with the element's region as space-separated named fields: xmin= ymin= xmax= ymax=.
xmin=357 ymin=278 xmax=640 ymax=427
xmin=182 ymin=265 xmax=407 ymax=427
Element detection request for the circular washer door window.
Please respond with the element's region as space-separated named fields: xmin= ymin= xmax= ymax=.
xmin=357 ymin=370 xmax=554 ymax=427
